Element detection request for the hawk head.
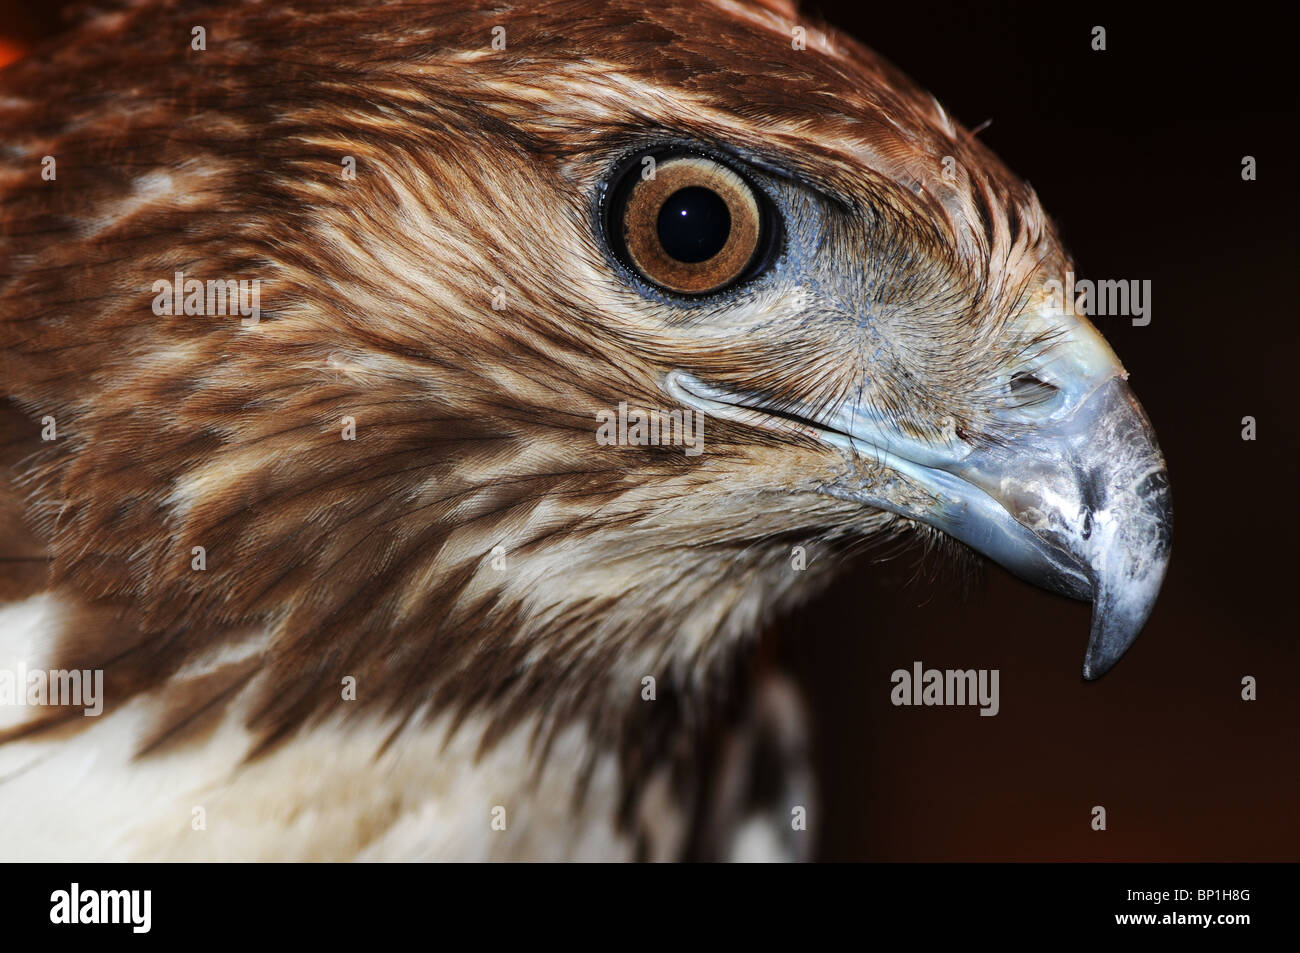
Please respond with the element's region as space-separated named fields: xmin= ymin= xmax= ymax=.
xmin=0 ymin=0 xmax=1169 ymax=782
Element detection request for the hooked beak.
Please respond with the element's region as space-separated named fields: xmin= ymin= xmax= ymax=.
xmin=930 ymin=375 xmax=1172 ymax=679
xmin=664 ymin=311 xmax=1172 ymax=679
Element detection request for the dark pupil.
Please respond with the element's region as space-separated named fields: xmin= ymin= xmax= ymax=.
xmin=656 ymin=187 xmax=730 ymax=263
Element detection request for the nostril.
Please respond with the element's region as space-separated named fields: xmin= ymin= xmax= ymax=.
xmin=1009 ymin=372 xmax=1056 ymax=397
xmin=1008 ymin=372 xmax=1062 ymax=410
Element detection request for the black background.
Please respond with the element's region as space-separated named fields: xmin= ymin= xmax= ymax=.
xmin=0 ymin=0 xmax=1295 ymax=862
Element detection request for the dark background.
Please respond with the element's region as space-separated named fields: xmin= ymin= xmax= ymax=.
xmin=2 ymin=1 xmax=1295 ymax=861
xmin=776 ymin=0 xmax=1298 ymax=860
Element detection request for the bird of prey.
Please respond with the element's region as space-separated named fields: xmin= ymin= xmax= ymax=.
xmin=0 ymin=0 xmax=1171 ymax=861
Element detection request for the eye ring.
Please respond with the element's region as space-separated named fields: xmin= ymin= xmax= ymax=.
xmin=606 ymin=151 xmax=776 ymax=296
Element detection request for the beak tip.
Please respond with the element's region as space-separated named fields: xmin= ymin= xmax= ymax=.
xmin=1080 ymin=565 xmax=1166 ymax=681
xmin=1081 ymin=652 xmax=1116 ymax=681
xmin=1081 ymin=647 xmax=1110 ymax=681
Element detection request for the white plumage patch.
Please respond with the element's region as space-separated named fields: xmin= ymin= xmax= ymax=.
xmin=0 ymin=595 xmax=640 ymax=861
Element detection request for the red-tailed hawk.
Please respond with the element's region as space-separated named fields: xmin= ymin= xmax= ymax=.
xmin=0 ymin=0 xmax=1170 ymax=860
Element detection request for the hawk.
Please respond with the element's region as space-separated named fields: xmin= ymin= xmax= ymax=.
xmin=0 ymin=0 xmax=1171 ymax=860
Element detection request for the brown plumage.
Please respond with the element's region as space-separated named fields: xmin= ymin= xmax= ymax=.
xmin=0 ymin=0 xmax=1168 ymax=860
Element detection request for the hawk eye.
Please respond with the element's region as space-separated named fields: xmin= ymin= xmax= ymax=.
xmin=607 ymin=152 xmax=776 ymax=296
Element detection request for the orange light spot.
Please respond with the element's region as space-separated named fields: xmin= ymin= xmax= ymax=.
xmin=0 ymin=39 xmax=24 ymax=70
